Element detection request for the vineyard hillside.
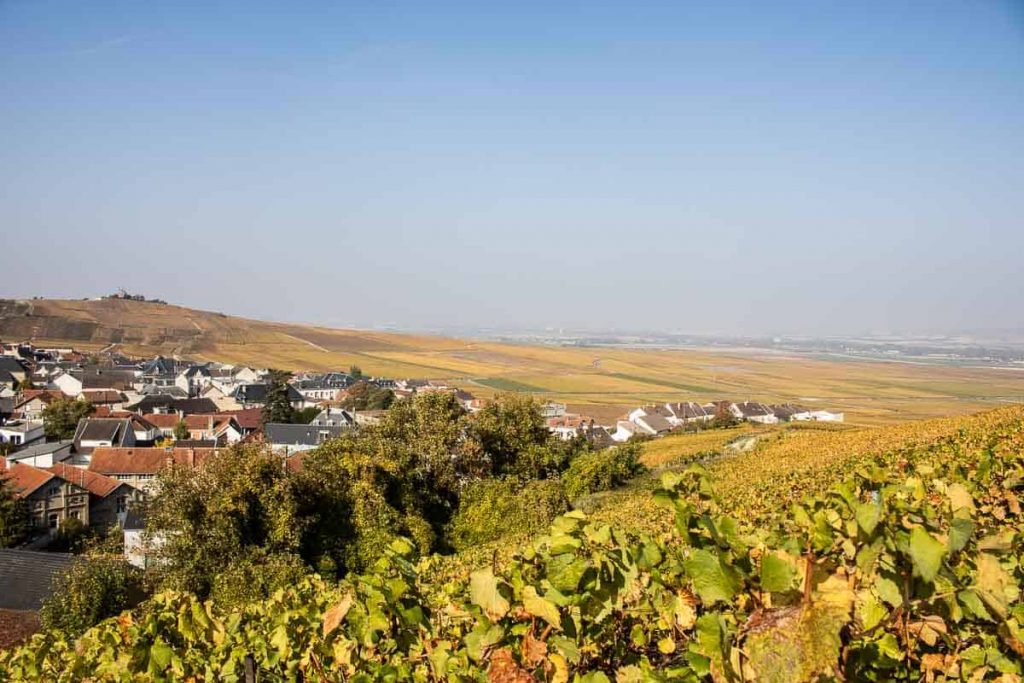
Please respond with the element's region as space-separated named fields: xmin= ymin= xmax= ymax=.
xmin=4 ymin=405 xmax=1022 ymax=681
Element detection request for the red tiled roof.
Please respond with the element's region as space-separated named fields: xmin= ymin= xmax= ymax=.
xmin=47 ymin=462 xmax=125 ymax=498
xmin=1 ymin=463 xmax=55 ymax=497
xmin=88 ymin=447 xmax=217 ymax=475
xmin=213 ymin=408 xmax=262 ymax=430
xmin=13 ymin=390 xmax=63 ymax=409
xmin=80 ymin=389 xmax=126 ymax=404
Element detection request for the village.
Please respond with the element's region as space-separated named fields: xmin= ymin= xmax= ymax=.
xmin=0 ymin=339 xmax=843 ymax=567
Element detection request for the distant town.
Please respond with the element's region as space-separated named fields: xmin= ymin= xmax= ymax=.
xmin=0 ymin=336 xmax=848 ymax=565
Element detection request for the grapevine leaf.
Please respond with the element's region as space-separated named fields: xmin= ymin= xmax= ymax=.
xmin=470 ymin=569 xmax=510 ymax=620
xmin=908 ymin=527 xmax=946 ymax=583
xmin=684 ymin=549 xmax=740 ymax=605
xmin=948 ymin=517 xmax=974 ymax=554
xmin=855 ymin=501 xmax=882 ymax=535
xmin=522 ymin=586 xmax=561 ymax=630
xmin=975 ymin=553 xmax=1019 ymax=620
xmin=761 ymin=553 xmax=798 ymax=593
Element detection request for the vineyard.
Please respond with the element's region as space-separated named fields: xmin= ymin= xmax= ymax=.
xmin=2 ymin=406 xmax=1022 ymax=681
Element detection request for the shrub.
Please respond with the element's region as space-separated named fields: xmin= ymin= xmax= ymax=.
xmin=562 ymin=442 xmax=644 ymax=501
xmin=40 ymin=554 xmax=143 ymax=636
xmin=210 ymin=550 xmax=310 ymax=607
xmin=448 ymin=477 xmax=568 ymax=551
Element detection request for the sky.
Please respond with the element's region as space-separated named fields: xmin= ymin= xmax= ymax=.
xmin=1 ymin=1 xmax=1022 ymax=337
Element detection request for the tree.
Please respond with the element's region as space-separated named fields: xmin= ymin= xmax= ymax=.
xmin=41 ymin=397 xmax=95 ymax=441
xmin=172 ymin=420 xmax=190 ymax=441
xmin=147 ymin=444 xmax=302 ymax=597
xmin=39 ymin=533 xmax=143 ymax=636
xmin=562 ymin=442 xmax=644 ymax=501
xmin=15 ymin=376 xmax=34 ymax=391
xmin=711 ymin=403 xmax=740 ymax=429
xmin=471 ymin=393 xmax=567 ymax=478
xmin=261 ymin=370 xmax=295 ymax=425
xmin=448 ymin=478 xmax=568 ymax=551
xmin=339 ymin=381 xmax=394 ymax=411
xmin=0 ymin=476 xmax=29 ymax=548
xmin=349 ymin=365 xmax=363 ymax=380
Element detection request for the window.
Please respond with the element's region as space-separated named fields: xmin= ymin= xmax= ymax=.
xmin=117 ymin=496 xmax=128 ymax=513
xmin=70 ymin=511 xmax=80 ymax=520
xmin=48 ymin=513 xmax=59 ymax=529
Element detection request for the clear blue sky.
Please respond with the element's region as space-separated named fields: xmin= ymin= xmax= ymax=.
xmin=2 ymin=1 xmax=1022 ymax=336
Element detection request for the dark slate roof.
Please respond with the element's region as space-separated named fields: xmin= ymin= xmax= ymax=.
xmin=4 ymin=440 xmax=73 ymax=462
xmin=140 ymin=357 xmax=177 ymax=376
xmin=76 ymin=366 xmax=136 ymax=390
xmin=0 ymin=369 xmax=15 ymax=385
xmin=73 ymin=418 xmax=133 ymax=447
xmin=264 ymin=423 xmax=346 ymax=447
xmin=128 ymin=396 xmax=219 ymax=415
xmin=0 ymin=357 xmax=27 ymax=374
xmin=231 ymin=383 xmax=304 ymax=404
xmin=0 ymin=549 xmax=75 ymax=610
xmin=735 ymin=401 xmax=772 ymax=417
xmin=637 ymin=413 xmax=673 ymax=433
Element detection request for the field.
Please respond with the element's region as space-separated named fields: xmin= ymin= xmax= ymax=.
xmin=3 ymin=297 xmax=1024 ymax=424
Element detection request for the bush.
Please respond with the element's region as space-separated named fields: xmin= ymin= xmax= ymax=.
xmin=210 ymin=550 xmax=310 ymax=608
xmin=448 ymin=478 xmax=569 ymax=551
xmin=40 ymin=554 xmax=143 ymax=636
xmin=562 ymin=442 xmax=644 ymax=501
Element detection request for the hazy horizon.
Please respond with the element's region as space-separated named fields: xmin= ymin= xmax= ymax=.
xmin=3 ymin=1 xmax=1022 ymax=337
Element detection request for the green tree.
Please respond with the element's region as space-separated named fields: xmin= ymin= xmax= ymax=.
xmin=147 ymin=444 xmax=302 ymax=598
xmin=340 ymin=381 xmax=394 ymax=411
xmin=291 ymin=406 xmax=321 ymax=424
xmin=41 ymin=396 xmax=95 ymax=441
xmin=348 ymin=365 xmax=363 ymax=380
xmin=470 ymin=393 xmax=568 ymax=478
xmin=261 ymin=370 xmax=295 ymax=425
xmin=172 ymin=420 xmax=190 ymax=441
xmin=0 ymin=476 xmax=29 ymax=548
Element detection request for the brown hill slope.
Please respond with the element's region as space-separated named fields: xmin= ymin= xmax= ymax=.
xmin=2 ymin=298 xmax=1023 ymax=425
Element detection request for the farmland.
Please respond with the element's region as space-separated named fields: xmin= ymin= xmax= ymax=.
xmin=3 ymin=297 xmax=1024 ymax=424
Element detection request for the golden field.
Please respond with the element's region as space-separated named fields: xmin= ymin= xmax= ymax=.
xmin=2 ymin=297 xmax=1023 ymax=424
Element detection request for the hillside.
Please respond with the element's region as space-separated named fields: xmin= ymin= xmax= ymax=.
xmin=3 ymin=298 xmax=1024 ymax=424
xmin=4 ymin=405 xmax=1022 ymax=680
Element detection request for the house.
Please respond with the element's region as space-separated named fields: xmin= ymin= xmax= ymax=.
xmin=793 ymin=409 xmax=845 ymax=423
xmin=78 ymin=365 xmax=137 ymax=392
xmin=0 ymin=357 xmax=28 ymax=387
xmin=264 ymin=423 xmax=346 ymax=456
xmin=541 ymin=402 xmax=567 ymax=419
xmin=123 ymin=508 xmax=165 ymax=569
xmin=546 ymin=414 xmax=595 ymax=441
xmin=50 ymin=370 xmax=83 ymax=397
xmin=229 ymin=383 xmax=305 ymax=409
xmin=665 ymin=402 xmax=712 ymax=426
xmin=72 ymin=417 xmax=137 ymax=455
xmin=0 ymin=549 xmax=76 ymax=610
xmin=4 ymin=440 xmax=74 ymax=468
xmin=612 ymin=420 xmax=641 ymax=442
xmin=770 ymin=404 xmax=813 ymax=422
xmin=127 ymin=395 xmax=220 ymax=415
xmin=633 ymin=412 xmax=674 ymax=436
xmin=733 ymin=402 xmax=779 ymax=425
xmin=0 ymin=420 xmax=45 ymax=449
xmin=47 ymin=462 xmax=143 ymax=529
xmin=210 ymin=408 xmax=262 ymax=436
xmin=88 ymin=447 xmax=216 ymax=493
xmin=80 ymin=389 xmax=128 ymax=411
xmin=0 ymin=462 xmax=90 ymax=531
xmin=12 ymin=390 xmax=64 ymax=421
xmin=352 ymin=409 xmax=388 ymax=427
xmin=292 ymin=373 xmax=353 ymax=403
xmin=309 ymin=407 xmax=355 ymax=428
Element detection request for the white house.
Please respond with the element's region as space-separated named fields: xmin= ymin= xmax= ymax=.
xmin=0 ymin=420 xmax=45 ymax=448
xmin=51 ymin=371 xmax=83 ymax=397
